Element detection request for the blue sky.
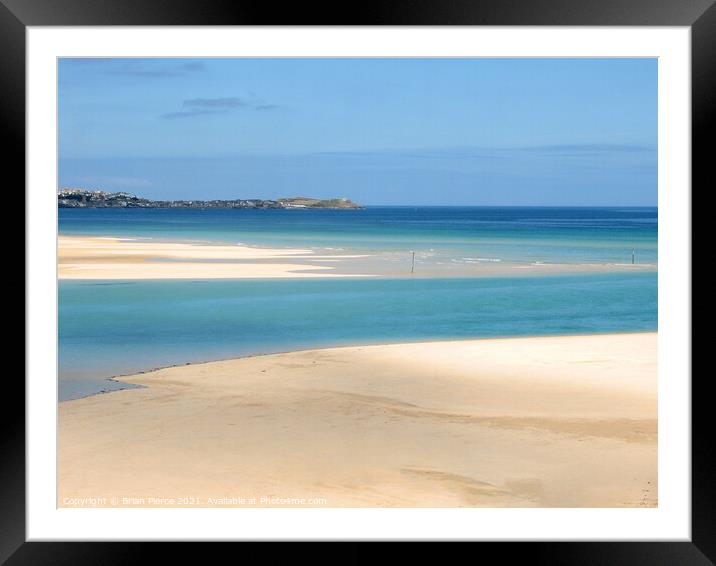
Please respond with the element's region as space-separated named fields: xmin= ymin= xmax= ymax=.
xmin=58 ymin=58 xmax=657 ymax=205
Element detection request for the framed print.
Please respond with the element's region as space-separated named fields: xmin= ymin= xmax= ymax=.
xmin=7 ymin=0 xmax=710 ymax=562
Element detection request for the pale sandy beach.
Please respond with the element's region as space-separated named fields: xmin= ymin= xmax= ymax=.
xmin=59 ymin=333 xmax=657 ymax=508
xmin=58 ymin=236 xmax=371 ymax=279
xmin=58 ymin=235 xmax=655 ymax=280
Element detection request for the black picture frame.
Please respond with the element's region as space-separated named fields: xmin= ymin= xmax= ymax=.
xmin=6 ymin=0 xmax=707 ymax=562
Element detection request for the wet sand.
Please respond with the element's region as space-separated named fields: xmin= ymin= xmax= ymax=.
xmin=59 ymin=236 xmax=655 ymax=280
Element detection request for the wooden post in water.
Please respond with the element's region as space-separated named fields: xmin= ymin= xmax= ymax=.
xmin=632 ymin=249 xmax=635 ymax=265
xmin=411 ymin=251 xmax=415 ymax=274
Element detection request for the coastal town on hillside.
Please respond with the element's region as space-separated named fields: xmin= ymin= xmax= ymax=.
xmin=57 ymin=188 xmax=363 ymax=210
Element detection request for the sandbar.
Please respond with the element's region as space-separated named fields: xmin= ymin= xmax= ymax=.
xmin=58 ymin=236 xmax=371 ymax=279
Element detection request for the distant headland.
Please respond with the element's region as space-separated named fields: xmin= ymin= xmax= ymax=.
xmin=58 ymin=188 xmax=363 ymax=210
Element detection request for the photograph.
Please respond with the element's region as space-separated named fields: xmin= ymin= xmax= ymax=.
xmin=2 ymin=0 xmax=706 ymax=556
xmin=56 ymin=56 xmax=659 ymax=509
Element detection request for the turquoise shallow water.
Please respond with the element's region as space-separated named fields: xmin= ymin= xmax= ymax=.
xmin=59 ymin=206 xmax=658 ymax=265
xmin=59 ymin=273 xmax=657 ymax=400
xmin=58 ymin=207 xmax=658 ymax=400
